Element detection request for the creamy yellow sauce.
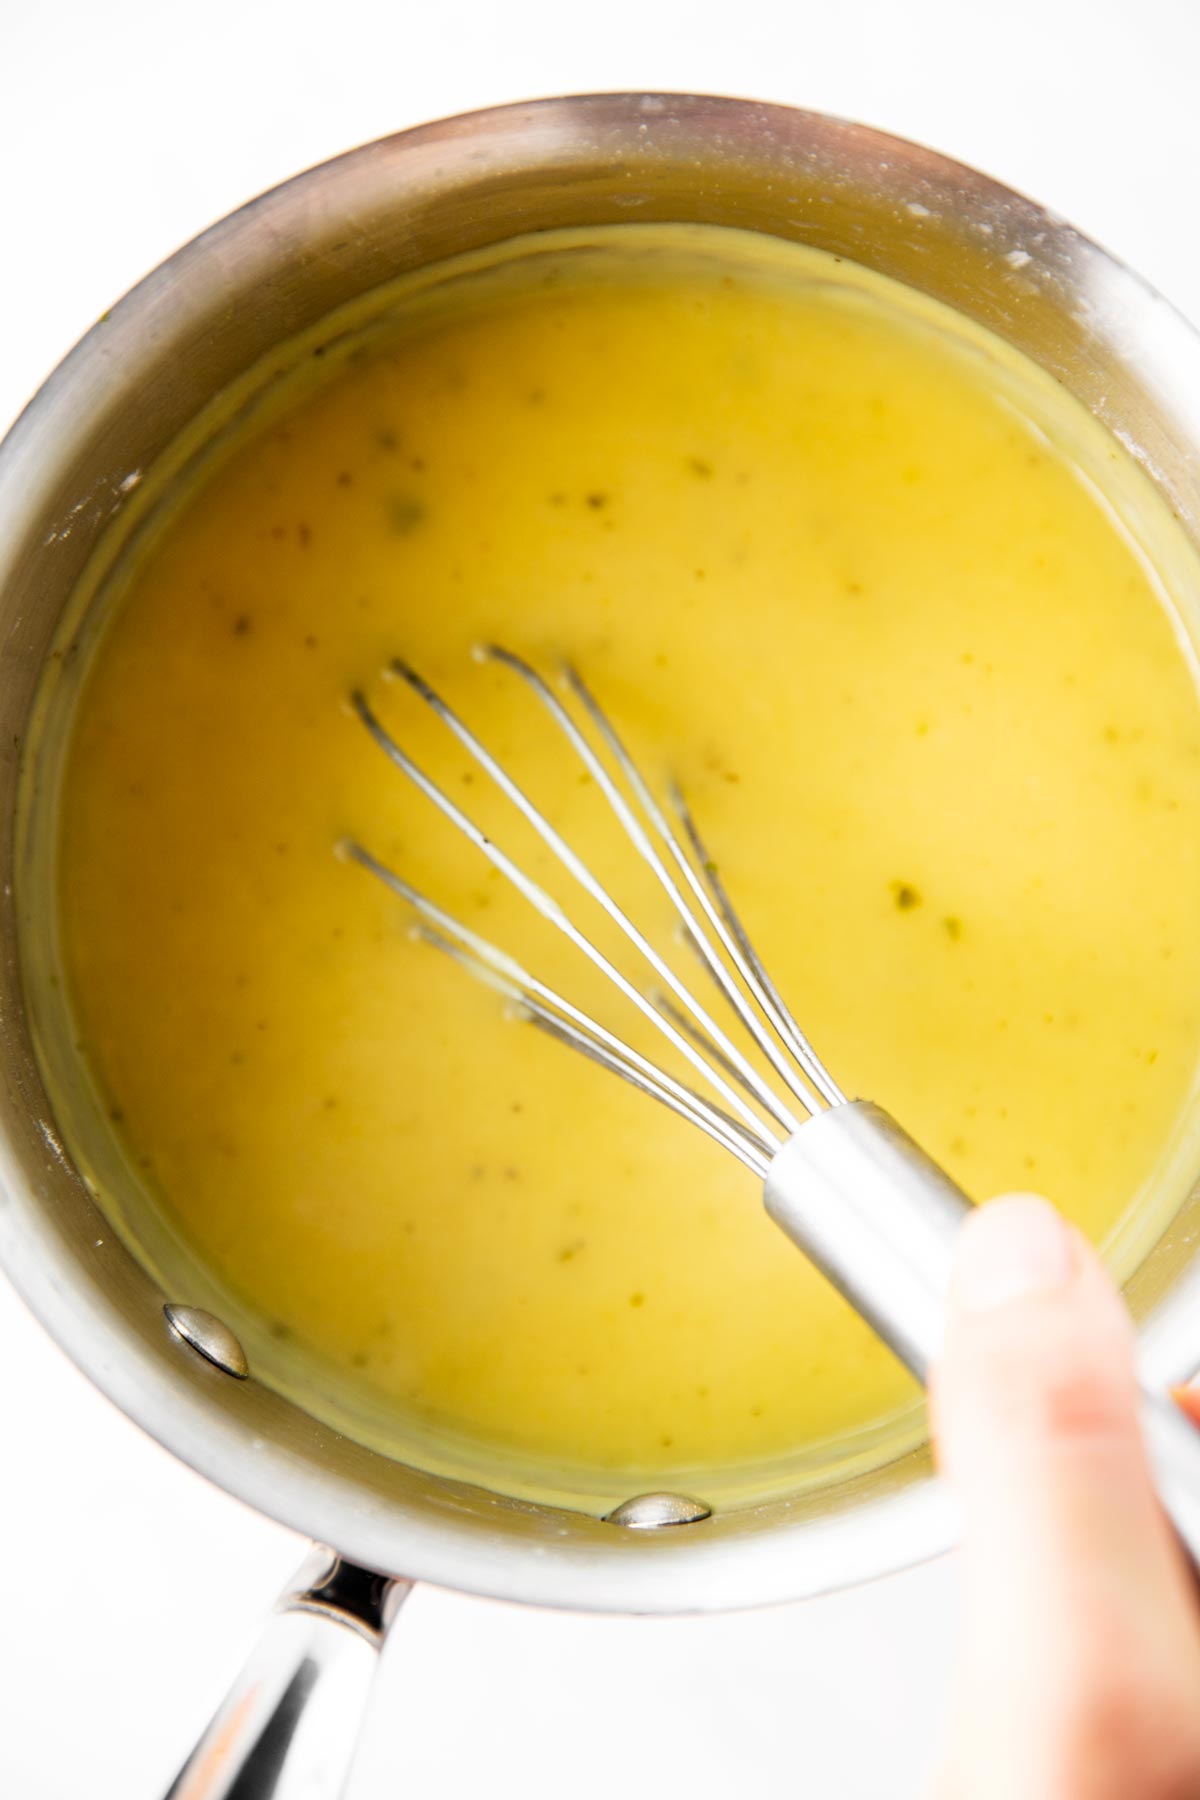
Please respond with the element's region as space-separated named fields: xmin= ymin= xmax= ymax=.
xmin=39 ymin=226 xmax=1200 ymax=1507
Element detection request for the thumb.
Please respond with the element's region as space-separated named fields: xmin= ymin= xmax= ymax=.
xmin=931 ymin=1194 xmax=1200 ymax=1798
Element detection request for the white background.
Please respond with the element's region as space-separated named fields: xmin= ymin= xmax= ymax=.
xmin=2 ymin=2 xmax=1199 ymax=1794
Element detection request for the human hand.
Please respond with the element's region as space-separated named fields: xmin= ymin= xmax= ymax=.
xmin=930 ymin=1194 xmax=1200 ymax=1800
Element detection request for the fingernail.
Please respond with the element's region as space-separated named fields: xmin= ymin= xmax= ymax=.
xmin=954 ymin=1195 xmax=1076 ymax=1312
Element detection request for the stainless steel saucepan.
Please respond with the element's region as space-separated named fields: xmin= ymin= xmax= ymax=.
xmin=4 ymin=94 xmax=1200 ymax=1798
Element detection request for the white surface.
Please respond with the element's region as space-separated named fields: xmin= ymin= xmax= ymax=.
xmin=2 ymin=2 xmax=1199 ymax=1794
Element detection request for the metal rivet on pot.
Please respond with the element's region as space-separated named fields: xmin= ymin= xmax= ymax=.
xmin=164 ymin=1304 xmax=249 ymax=1379
xmin=604 ymin=1491 xmax=712 ymax=1528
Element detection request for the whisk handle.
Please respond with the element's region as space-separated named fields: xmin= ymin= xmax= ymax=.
xmin=763 ymin=1100 xmax=968 ymax=1383
xmin=1140 ymin=1394 xmax=1200 ymax=1566
xmin=763 ymin=1101 xmax=1200 ymax=1566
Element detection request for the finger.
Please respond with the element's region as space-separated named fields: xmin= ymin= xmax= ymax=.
xmin=931 ymin=1195 xmax=1200 ymax=1798
xmin=936 ymin=1196 xmax=1162 ymax=1586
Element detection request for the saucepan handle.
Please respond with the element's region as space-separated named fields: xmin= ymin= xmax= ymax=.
xmin=163 ymin=1548 xmax=411 ymax=1800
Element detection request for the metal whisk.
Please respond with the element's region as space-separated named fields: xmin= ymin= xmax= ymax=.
xmin=346 ymin=646 xmax=1200 ymax=1551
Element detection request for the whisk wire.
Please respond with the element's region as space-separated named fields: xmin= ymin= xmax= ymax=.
xmin=348 ymin=652 xmax=852 ymax=1166
xmin=383 ymin=661 xmax=801 ymax=1135
xmin=667 ymin=783 xmax=846 ymax=1107
xmin=649 ymin=985 xmax=793 ymax=1120
xmin=523 ymin=1010 xmax=774 ymax=1176
xmin=483 ymin=648 xmax=827 ymax=1117
xmin=410 ymin=910 xmax=776 ymax=1172
xmin=350 ymin=689 xmax=787 ymax=1144
xmin=341 ymin=842 xmax=777 ymax=1173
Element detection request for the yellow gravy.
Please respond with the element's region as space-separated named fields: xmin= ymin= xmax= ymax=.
xmin=40 ymin=226 xmax=1200 ymax=1506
